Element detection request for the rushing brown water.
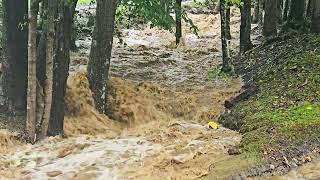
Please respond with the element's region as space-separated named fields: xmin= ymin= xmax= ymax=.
xmin=2 ymin=6 xmax=318 ymax=180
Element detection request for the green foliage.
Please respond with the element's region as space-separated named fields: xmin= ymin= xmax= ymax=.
xmin=207 ymin=67 xmax=232 ymax=81
xmin=220 ymin=34 xmax=320 ymax=155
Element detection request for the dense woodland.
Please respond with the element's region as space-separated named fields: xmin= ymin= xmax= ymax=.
xmin=0 ymin=0 xmax=319 ymax=144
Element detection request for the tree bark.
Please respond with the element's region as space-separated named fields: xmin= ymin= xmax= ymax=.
xmin=220 ymin=0 xmax=233 ymax=73
xmin=1 ymin=0 xmax=28 ymax=114
xmin=311 ymin=0 xmax=320 ymax=33
xmin=226 ymin=5 xmax=231 ymax=40
xmin=240 ymin=0 xmax=252 ymax=54
xmin=287 ymin=0 xmax=305 ymax=28
xmin=70 ymin=0 xmax=79 ymax=51
xmin=26 ymin=0 xmax=38 ymax=143
xmin=88 ymin=0 xmax=117 ymax=114
xmin=175 ymin=0 xmax=182 ymax=45
xmin=41 ymin=0 xmax=55 ymax=138
xmin=258 ymin=0 xmax=264 ymax=30
xmin=282 ymin=0 xmax=289 ymax=22
xmin=253 ymin=0 xmax=259 ymax=23
xmin=48 ymin=0 xmax=74 ymax=136
xmin=263 ymin=0 xmax=278 ymax=37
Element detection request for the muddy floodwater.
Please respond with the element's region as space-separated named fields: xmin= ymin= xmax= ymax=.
xmin=1 ymin=6 xmax=319 ymax=180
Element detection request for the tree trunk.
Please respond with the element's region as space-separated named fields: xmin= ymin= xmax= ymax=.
xmin=175 ymin=0 xmax=182 ymax=45
xmin=26 ymin=0 xmax=38 ymax=143
xmin=220 ymin=0 xmax=233 ymax=73
xmin=88 ymin=0 xmax=117 ymax=114
xmin=48 ymin=0 xmax=74 ymax=136
xmin=40 ymin=0 xmax=56 ymax=138
xmin=70 ymin=0 xmax=79 ymax=51
xmin=287 ymin=0 xmax=305 ymax=28
xmin=240 ymin=0 xmax=252 ymax=54
xmin=226 ymin=5 xmax=231 ymax=40
xmin=253 ymin=0 xmax=259 ymax=23
xmin=263 ymin=0 xmax=278 ymax=37
xmin=282 ymin=0 xmax=289 ymax=22
xmin=311 ymin=0 xmax=320 ymax=33
xmin=1 ymin=0 xmax=28 ymax=114
xmin=304 ymin=0 xmax=310 ymax=18
xmin=258 ymin=0 xmax=264 ymax=30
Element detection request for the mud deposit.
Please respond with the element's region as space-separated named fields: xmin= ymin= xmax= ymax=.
xmin=0 ymin=9 xmax=248 ymax=180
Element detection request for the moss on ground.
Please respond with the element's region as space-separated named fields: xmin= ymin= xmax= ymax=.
xmin=219 ymin=34 xmax=320 ymax=156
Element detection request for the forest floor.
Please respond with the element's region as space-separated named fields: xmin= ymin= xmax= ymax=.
xmin=0 ymin=4 xmax=320 ymax=180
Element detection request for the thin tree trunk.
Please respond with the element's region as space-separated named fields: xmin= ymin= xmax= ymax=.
xmin=175 ymin=0 xmax=182 ymax=45
xmin=282 ymin=0 xmax=289 ymax=22
xmin=70 ymin=0 xmax=79 ymax=51
xmin=263 ymin=0 xmax=277 ymax=37
xmin=26 ymin=0 xmax=38 ymax=143
xmin=41 ymin=0 xmax=55 ymax=138
xmin=88 ymin=0 xmax=117 ymax=114
xmin=226 ymin=5 xmax=231 ymax=40
xmin=1 ymin=0 xmax=28 ymax=114
xmin=240 ymin=0 xmax=252 ymax=54
xmin=311 ymin=0 xmax=320 ymax=33
xmin=253 ymin=0 xmax=259 ymax=23
xmin=258 ymin=0 xmax=264 ymax=30
xmin=304 ymin=0 xmax=310 ymax=18
xmin=220 ymin=0 xmax=233 ymax=73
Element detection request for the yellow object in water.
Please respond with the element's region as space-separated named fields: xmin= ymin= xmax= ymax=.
xmin=208 ymin=121 xmax=218 ymax=129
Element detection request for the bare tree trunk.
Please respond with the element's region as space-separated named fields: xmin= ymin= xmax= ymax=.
xmin=286 ymin=0 xmax=305 ymax=28
xmin=258 ymin=0 xmax=264 ymax=30
xmin=220 ymin=0 xmax=233 ymax=73
xmin=263 ymin=0 xmax=278 ymax=37
xmin=1 ymin=0 xmax=28 ymax=114
xmin=88 ymin=0 xmax=117 ymax=114
xmin=48 ymin=0 xmax=74 ymax=136
xmin=41 ymin=0 xmax=55 ymax=138
xmin=240 ymin=0 xmax=252 ymax=54
xmin=226 ymin=5 xmax=231 ymax=40
xmin=70 ymin=0 xmax=79 ymax=51
xmin=175 ymin=0 xmax=182 ymax=45
xmin=253 ymin=0 xmax=259 ymax=23
xmin=304 ymin=0 xmax=310 ymax=18
xmin=26 ymin=0 xmax=38 ymax=143
xmin=282 ymin=0 xmax=289 ymax=22
xmin=311 ymin=0 xmax=320 ymax=33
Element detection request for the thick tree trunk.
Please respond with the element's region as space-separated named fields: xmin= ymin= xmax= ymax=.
xmin=26 ymin=0 xmax=38 ymax=143
xmin=240 ymin=0 xmax=252 ymax=54
xmin=263 ymin=0 xmax=278 ymax=37
xmin=311 ymin=0 xmax=320 ymax=33
xmin=48 ymin=1 xmax=74 ymax=136
xmin=88 ymin=0 xmax=117 ymax=114
xmin=175 ymin=0 xmax=182 ymax=45
xmin=1 ymin=0 xmax=28 ymax=114
xmin=287 ymin=0 xmax=305 ymax=28
xmin=41 ymin=0 xmax=55 ymax=138
xmin=253 ymin=0 xmax=259 ymax=23
xmin=220 ymin=0 xmax=233 ymax=73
